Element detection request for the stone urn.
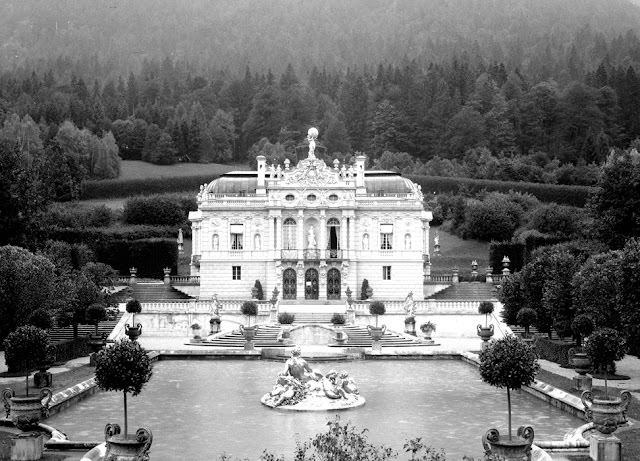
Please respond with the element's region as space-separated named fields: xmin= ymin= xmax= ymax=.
xmin=333 ymin=328 xmax=347 ymax=345
xmin=404 ymin=319 xmax=416 ymax=336
xmin=367 ymin=325 xmax=386 ymax=341
xmin=482 ymin=426 xmax=534 ymax=461
xmin=2 ymin=388 xmax=53 ymax=431
xmin=568 ymin=348 xmax=592 ymax=376
xmin=104 ymin=423 xmax=153 ymax=461
xmin=125 ymin=324 xmax=142 ymax=341
xmin=581 ymin=390 xmax=632 ymax=434
xmin=477 ymin=324 xmax=495 ymax=342
xmin=281 ymin=326 xmax=291 ymax=340
xmin=89 ymin=333 xmax=106 ymax=353
xmin=240 ymin=325 xmax=257 ymax=342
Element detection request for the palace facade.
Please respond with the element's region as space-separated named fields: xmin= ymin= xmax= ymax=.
xmin=188 ymin=144 xmax=432 ymax=302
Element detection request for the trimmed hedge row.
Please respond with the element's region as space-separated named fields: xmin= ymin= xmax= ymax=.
xmin=81 ymin=173 xmax=219 ymax=200
xmin=489 ymin=234 xmax=568 ymax=273
xmin=406 ymin=175 xmax=596 ymax=207
xmin=51 ymin=337 xmax=90 ymax=363
xmin=48 ymin=225 xmax=181 ymax=243
xmin=533 ymin=336 xmax=575 ymax=367
xmin=123 ymin=194 xmax=197 ymax=226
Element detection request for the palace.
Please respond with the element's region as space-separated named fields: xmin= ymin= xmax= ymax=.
xmin=188 ymin=129 xmax=432 ymax=302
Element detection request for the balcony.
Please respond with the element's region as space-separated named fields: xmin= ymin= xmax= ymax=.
xmin=280 ymin=249 xmax=343 ymax=260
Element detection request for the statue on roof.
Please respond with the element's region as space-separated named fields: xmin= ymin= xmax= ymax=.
xmin=307 ymin=127 xmax=318 ymax=159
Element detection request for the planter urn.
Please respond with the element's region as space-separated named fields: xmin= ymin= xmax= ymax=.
xmin=281 ymin=326 xmax=291 ymax=339
xmin=581 ymin=390 xmax=632 ymax=434
xmin=89 ymin=333 xmax=106 ymax=353
xmin=333 ymin=329 xmax=347 ymax=345
xmin=104 ymin=423 xmax=153 ymax=461
xmin=125 ymin=324 xmax=142 ymax=341
xmin=477 ymin=324 xmax=494 ymax=342
xmin=568 ymin=348 xmax=592 ymax=376
xmin=404 ymin=321 xmax=416 ymax=336
xmin=2 ymin=388 xmax=53 ymax=431
xmin=367 ymin=325 xmax=386 ymax=341
xmin=421 ymin=327 xmax=435 ymax=340
xmin=482 ymin=426 xmax=534 ymax=461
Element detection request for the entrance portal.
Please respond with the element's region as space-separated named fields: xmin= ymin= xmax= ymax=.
xmin=283 ymin=268 xmax=296 ymax=299
xmin=305 ymin=268 xmax=319 ymax=300
xmin=327 ymin=268 xmax=341 ymax=300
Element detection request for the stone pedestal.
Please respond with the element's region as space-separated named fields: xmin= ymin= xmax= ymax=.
xmin=590 ymin=433 xmax=621 ymax=461
xmin=11 ymin=432 xmax=43 ymax=461
xmin=371 ymin=340 xmax=381 ymax=352
xmin=244 ymin=340 xmax=255 ymax=351
xmin=572 ymin=375 xmax=592 ymax=392
xmin=33 ymin=371 xmax=52 ymax=388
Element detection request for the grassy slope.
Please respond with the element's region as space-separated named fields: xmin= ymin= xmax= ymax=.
xmin=430 ymin=226 xmax=490 ymax=273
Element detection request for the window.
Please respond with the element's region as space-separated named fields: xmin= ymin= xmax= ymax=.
xmin=307 ymin=194 xmax=317 ymax=201
xmin=285 ymin=194 xmax=295 ymax=201
xmin=380 ymin=224 xmax=393 ymax=250
xmin=230 ymin=224 xmax=244 ymax=250
xmin=383 ymin=266 xmax=391 ymax=280
xmin=232 ymin=266 xmax=241 ymax=280
xmin=283 ymin=218 xmax=297 ymax=249
xmin=328 ymin=194 xmax=339 ymax=201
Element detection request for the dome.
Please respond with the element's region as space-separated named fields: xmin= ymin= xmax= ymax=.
xmin=364 ymin=171 xmax=413 ymax=194
xmin=206 ymin=172 xmax=257 ymax=195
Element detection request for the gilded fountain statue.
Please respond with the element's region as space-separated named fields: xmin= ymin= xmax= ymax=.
xmin=261 ymin=347 xmax=365 ymax=410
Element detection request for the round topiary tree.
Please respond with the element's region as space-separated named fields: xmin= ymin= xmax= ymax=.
xmin=584 ymin=328 xmax=627 ymax=398
xmin=86 ymin=303 xmax=107 ymax=335
xmin=28 ymin=308 xmax=54 ymax=331
xmin=369 ymin=301 xmax=386 ymax=327
xmin=479 ymin=336 xmax=539 ymax=440
xmin=95 ymin=339 xmax=153 ymax=437
xmin=126 ymin=298 xmax=142 ymax=323
xmin=241 ymin=301 xmax=258 ymax=327
xmin=3 ymin=326 xmax=51 ymax=395
xmin=571 ymin=314 xmax=594 ymax=347
xmin=478 ymin=301 xmax=495 ymax=328
xmin=516 ymin=308 xmax=537 ymax=338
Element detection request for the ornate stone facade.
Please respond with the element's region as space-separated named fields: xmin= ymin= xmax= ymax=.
xmin=189 ymin=145 xmax=432 ymax=302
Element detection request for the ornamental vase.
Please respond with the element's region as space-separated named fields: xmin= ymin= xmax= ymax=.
xmin=240 ymin=325 xmax=257 ymax=341
xmin=482 ymin=426 xmax=534 ymax=461
xmin=404 ymin=322 xmax=416 ymax=336
xmin=125 ymin=324 xmax=142 ymax=341
xmin=89 ymin=334 xmax=106 ymax=353
xmin=568 ymin=348 xmax=591 ymax=376
xmin=477 ymin=324 xmax=494 ymax=341
xmin=581 ymin=390 xmax=632 ymax=434
xmin=104 ymin=423 xmax=153 ymax=461
xmin=1 ymin=388 xmax=53 ymax=431
xmin=367 ymin=325 xmax=386 ymax=341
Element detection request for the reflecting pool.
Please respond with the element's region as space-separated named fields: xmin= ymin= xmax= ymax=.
xmin=46 ymin=360 xmax=583 ymax=460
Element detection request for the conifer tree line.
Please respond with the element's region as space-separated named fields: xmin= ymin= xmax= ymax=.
xmin=2 ymin=53 xmax=640 ymax=185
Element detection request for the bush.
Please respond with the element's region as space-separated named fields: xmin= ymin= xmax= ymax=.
xmin=253 ymin=280 xmax=264 ymax=300
xmin=86 ymin=303 xmax=107 ymax=325
xmin=126 ymin=299 xmax=142 ymax=314
xmin=461 ymin=194 xmax=524 ymax=241
xmin=360 ymin=279 xmax=371 ymax=300
xmin=478 ymin=301 xmax=494 ymax=315
xmin=3 ymin=326 xmax=51 ymax=374
xmin=95 ymin=338 xmax=153 ymax=396
xmin=526 ymin=203 xmax=585 ymax=239
xmin=420 ymin=321 xmax=436 ymax=333
xmin=50 ymin=337 xmax=89 ymax=364
xmin=369 ymin=301 xmax=386 ymax=316
xmin=95 ymin=238 xmax=178 ymax=278
xmin=404 ymin=315 xmax=415 ymax=325
xmin=28 ymin=308 xmax=54 ymax=330
xmin=331 ymin=313 xmax=346 ymax=325
xmin=533 ymin=336 xmax=575 ymax=367
xmin=584 ymin=328 xmax=627 ymax=374
xmin=516 ymin=308 xmax=537 ymax=334
xmin=241 ymin=301 xmax=258 ymax=327
xmin=489 ymin=241 xmax=525 ymax=274
xmin=278 ymin=312 xmax=295 ymax=324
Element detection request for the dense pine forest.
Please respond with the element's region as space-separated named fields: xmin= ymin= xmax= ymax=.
xmin=2 ymin=0 xmax=640 ymax=188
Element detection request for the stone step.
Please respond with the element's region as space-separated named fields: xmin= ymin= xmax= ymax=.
xmin=48 ymin=314 xmax=123 ymax=343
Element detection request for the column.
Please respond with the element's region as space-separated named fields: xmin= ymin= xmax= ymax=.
xmin=297 ymin=209 xmax=304 ymax=260
xmin=320 ymin=210 xmax=326 ymax=255
xmin=340 ymin=216 xmax=348 ymax=254
xmin=348 ymin=215 xmax=356 ymax=260
xmin=275 ymin=217 xmax=282 ymax=251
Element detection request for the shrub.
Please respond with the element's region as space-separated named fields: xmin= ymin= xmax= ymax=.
xmin=420 ymin=321 xmax=436 ymax=333
xmin=331 ymin=313 xmax=346 ymax=325
xmin=94 ymin=339 xmax=153 ymax=436
xmin=253 ymin=280 xmax=264 ymax=300
xmin=479 ymin=336 xmax=539 ymax=440
xmin=126 ymin=299 xmax=142 ymax=314
xmin=81 ymin=174 xmax=221 ymax=200
xmin=28 ymin=308 xmax=54 ymax=330
xmin=241 ymin=301 xmax=258 ymax=326
xmin=584 ymin=328 xmax=627 ymax=389
xmin=86 ymin=303 xmax=107 ymax=334
xmin=360 ymin=279 xmax=371 ymax=300
xmin=278 ymin=312 xmax=295 ymax=324
xmin=516 ymin=308 xmax=537 ymax=337
xmin=369 ymin=301 xmax=386 ymax=327
xmin=50 ymin=337 xmax=89 ymax=364
xmin=190 ymin=323 xmax=201 ymax=329
xmin=462 ymin=194 xmax=524 ymax=241
xmin=478 ymin=301 xmax=494 ymax=328
xmin=489 ymin=241 xmax=526 ymax=274
xmin=533 ymin=337 xmax=575 ymax=367
xmin=3 ymin=326 xmax=51 ymax=375
xmin=526 ymin=203 xmax=585 ymax=239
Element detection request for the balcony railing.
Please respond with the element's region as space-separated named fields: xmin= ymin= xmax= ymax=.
xmin=280 ymin=249 xmax=343 ymax=260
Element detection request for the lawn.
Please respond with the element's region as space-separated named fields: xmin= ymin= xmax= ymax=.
xmin=429 ymin=225 xmax=491 ymax=273
xmin=117 ymin=160 xmax=246 ymax=180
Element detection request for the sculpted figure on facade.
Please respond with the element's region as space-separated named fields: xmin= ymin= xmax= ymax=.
xmin=362 ymin=233 xmax=369 ymax=250
xmin=307 ymin=226 xmax=317 ymax=249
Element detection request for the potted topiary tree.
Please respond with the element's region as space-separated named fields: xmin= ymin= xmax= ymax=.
xmin=125 ymin=299 xmax=142 ymax=341
xmin=95 ymin=339 xmax=153 ymax=460
xmin=581 ymin=328 xmax=631 ymax=435
xmin=86 ymin=303 xmax=107 ymax=354
xmin=277 ymin=312 xmax=295 ymax=340
xmin=516 ymin=307 xmax=536 ymax=340
xmin=477 ymin=301 xmax=495 ymax=344
xmin=419 ymin=321 xmax=436 ymax=340
xmin=1 ymin=326 xmax=53 ymax=431
xmin=568 ymin=314 xmax=594 ymax=376
xmin=331 ymin=313 xmax=347 ymax=345
xmin=367 ymin=301 xmax=386 ymax=341
xmin=480 ymin=335 xmax=539 ymax=461
xmin=240 ymin=301 xmax=259 ymax=346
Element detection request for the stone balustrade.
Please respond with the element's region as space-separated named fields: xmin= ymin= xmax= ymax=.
xmin=141 ymin=299 xmax=272 ymax=314
xmin=353 ymin=299 xmax=481 ymax=315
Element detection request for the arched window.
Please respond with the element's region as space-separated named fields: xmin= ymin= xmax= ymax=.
xmin=327 ymin=218 xmax=340 ymax=254
xmin=283 ymin=218 xmax=297 ymax=249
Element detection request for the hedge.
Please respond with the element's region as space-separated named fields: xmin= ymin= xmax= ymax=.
xmin=489 ymin=241 xmax=526 ymax=274
xmin=533 ymin=336 xmax=575 ymax=367
xmin=123 ymin=194 xmax=197 ymax=226
xmin=406 ymin=175 xmax=596 ymax=207
xmin=50 ymin=337 xmax=90 ymax=363
xmin=81 ymin=174 xmax=219 ymax=199
xmin=47 ymin=225 xmax=183 ymax=243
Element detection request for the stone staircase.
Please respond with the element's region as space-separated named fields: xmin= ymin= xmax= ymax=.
xmin=427 ymin=282 xmax=497 ymax=301
xmin=128 ymin=281 xmax=193 ymax=301
xmin=285 ymin=312 xmax=337 ymax=324
xmin=204 ymin=325 xmax=288 ymax=348
xmin=327 ymin=325 xmax=431 ymax=348
xmin=49 ymin=313 xmax=123 ymax=343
